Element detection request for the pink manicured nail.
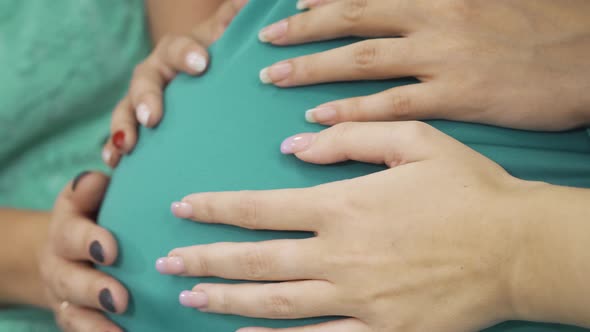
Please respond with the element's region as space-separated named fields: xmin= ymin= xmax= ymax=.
xmin=305 ymin=106 xmax=337 ymax=123
xmin=179 ymin=290 xmax=208 ymax=309
xmin=258 ymin=19 xmax=288 ymax=42
xmin=155 ymin=256 xmax=185 ymax=274
xmin=259 ymin=62 xmax=293 ymax=84
xmin=171 ymin=201 xmax=193 ymax=218
xmin=280 ymin=133 xmax=315 ymax=154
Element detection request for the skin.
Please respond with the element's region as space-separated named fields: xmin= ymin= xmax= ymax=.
xmin=256 ymin=0 xmax=590 ymax=131
xmin=159 ymin=122 xmax=590 ymax=332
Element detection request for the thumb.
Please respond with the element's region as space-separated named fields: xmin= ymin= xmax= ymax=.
xmin=280 ymin=121 xmax=454 ymax=167
xmin=54 ymin=171 xmax=110 ymax=217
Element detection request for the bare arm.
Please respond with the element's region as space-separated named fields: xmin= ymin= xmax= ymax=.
xmin=145 ymin=0 xmax=226 ymax=44
xmin=0 ymin=209 xmax=49 ymax=308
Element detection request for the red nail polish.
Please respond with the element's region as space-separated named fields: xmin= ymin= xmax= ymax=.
xmin=112 ymin=131 xmax=125 ymax=150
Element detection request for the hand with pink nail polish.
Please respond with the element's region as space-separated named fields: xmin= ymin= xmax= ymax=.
xmin=103 ymin=0 xmax=250 ymax=169
xmin=159 ymin=122 xmax=590 ymax=332
xmin=258 ymin=0 xmax=590 ymax=131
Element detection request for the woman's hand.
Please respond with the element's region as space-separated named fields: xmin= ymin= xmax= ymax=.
xmin=39 ymin=172 xmax=127 ymax=332
xmin=102 ymin=0 xmax=249 ymax=167
xmin=258 ymin=0 xmax=590 ymax=131
xmin=155 ymin=121 xmax=545 ymax=332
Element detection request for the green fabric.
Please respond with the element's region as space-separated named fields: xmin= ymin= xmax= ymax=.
xmin=0 ymin=0 xmax=150 ymax=330
xmin=99 ymin=1 xmax=590 ymax=331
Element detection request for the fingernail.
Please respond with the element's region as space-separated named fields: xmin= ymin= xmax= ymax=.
xmin=259 ymin=62 xmax=292 ymax=84
xmin=112 ymin=131 xmax=125 ymax=150
xmin=136 ymin=103 xmax=151 ymax=126
xmin=72 ymin=171 xmax=90 ymax=191
xmin=186 ymin=52 xmax=207 ymax=73
xmin=89 ymin=240 xmax=105 ymax=263
xmin=179 ymin=290 xmax=208 ymax=309
xmin=296 ymin=0 xmax=320 ymax=10
xmin=99 ymin=288 xmax=116 ymax=313
xmin=305 ymin=106 xmax=337 ymax=123
xmin=280 ymin=133 xmax=315 ymax=154
xmin=258 ymin=19 xmax=288 ymax=42
xmin=102 ymin=148 xmax=112 ymax=164
xmin=155 ymin=256 xmax=185 ymax=274
xmin=171 ymin=201 xmax=193 ymax=218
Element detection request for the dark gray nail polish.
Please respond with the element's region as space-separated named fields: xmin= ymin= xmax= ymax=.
xmin=99 ymin=288 xmax=116 ymax=313
xmin=89 ymin=240 xmax=105 ymax=263
xmin=72 ymin=171 xmax=91 ymax=191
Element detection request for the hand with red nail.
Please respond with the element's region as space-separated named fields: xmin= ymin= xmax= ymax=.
xmin=160 ymin=122 xmax=590 ymax=332
xmin=39 ymin=171 xmax=128 ymax=332
xmin=258 ymin=0 xmax=590 ymax=131
xmin=103 ymin=0 xmax=250 ymax=168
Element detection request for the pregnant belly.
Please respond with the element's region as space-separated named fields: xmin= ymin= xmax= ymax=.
xmin=97 ymin=2 xmax=590 ymax=332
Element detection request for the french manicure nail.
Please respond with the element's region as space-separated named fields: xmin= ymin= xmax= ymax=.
xmin=102 ymin=148 xmax=112 ymax=164
xmin=112 ymin=131 xmax=125 ymax=150
xmin=72 ymin=171 xmax=90 ymax=191
xmin=171 ymin=201 xmax=193 ymax=218
xmin=89 ymin=240 xmax=105 ymax=263
xmin=258 ymin=20 xmax=288 ymax=42
xmin=99 ymin=288 xmax=116 ymax=313
xmin=136 ymin=103 xmax=151 ymax=126
xmin=155 ymin=256 xmax=185 ymax=274
xmin=305 ymin=106 xmax=337 ymax=123
xmin=259 ymin=62 xmax=293 ymax=84
xmin=186 ymin=52 xmax=207 ymax=73
xmin=280 ymin=133 xmax=315 ymax=154
xmin=179 ymin=290 xmax=208 ymax=309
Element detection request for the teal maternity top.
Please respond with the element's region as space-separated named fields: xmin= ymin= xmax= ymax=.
xmin=0 ymin=0 xmax=150 ymax=330
xmin=99 ymin=1 xmax=590 ymax=332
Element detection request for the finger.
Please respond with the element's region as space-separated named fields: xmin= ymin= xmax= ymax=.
xmin=181 ymin=281 xmax=340 ymax=319
xmin=55 ymin=302 xmax=122 ymax=332
xmin=215 ymin=0 xmax=250 ymax=28
xmin=259 ymin=0 xmax=421 ymax=45
xmin=296 ymin=0 xmax=338 ymax=11
xmin=54 ymin=171 xmax=109 ymax=216
xmin=172 ymin=188 xmax=322 ymax=231
xmin=260 ymin=39 xmax=424 ymax=87
xmin=110 ymin=97 xmax=137 ymax=154
xmin=158 ymin=239 xmax=319 ymax=281
xmin=305 ymin=84 xmax=440 ymax=125
xmin=194 ymin=0 xmax=250 ymax=44
xmin=129 ymin=36 xmax=209 ymax=128
xmin=280 ymin=122 xmax=456 ymax=167
xmin=237 ymin=318 xmax=369 ymax=332
xmin=102 ymin=141 xmax=122 ymax=169
xmin=50 ymin=258 xmax=128 ymax=314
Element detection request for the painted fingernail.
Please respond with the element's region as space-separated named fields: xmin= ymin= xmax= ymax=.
xmin=259 ymin=62 xmax=293 ymax=84
xmin=72 ymin=171 xmax=90 ymax=191
xmin=136 ymin=103 xmax=151 ymax=126
xmin=102 ymin=148 xmax=112 ymax=164
xmin=280 ymin=133 xmax=315 ymax=154
xmin=89 ymin=240 xmax=105 ymax=263
xmin=155 ymin=256 xmax=185 ymax=274
xmin=171 ymin=201 xmax=193 ymax=218
xmin=179 ymin=290 xmax=208 ymax=309
xmin=258 ymin=19 xmax=288 ymax=42
xmin=99 ymin=288 xmax=116 ymax=313
xmin=186 ymin=52 xmax=207 ymax=73
xmin=296 ymin=0 xmax=320 ymax=10
xmin=112 ymin=131 xmax=125 ymax=150
xmin=305 ymin=106 xmax=337 ymax=123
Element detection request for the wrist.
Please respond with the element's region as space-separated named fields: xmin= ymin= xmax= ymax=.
xmin=507 ymin=182 xmax=590 ymax=327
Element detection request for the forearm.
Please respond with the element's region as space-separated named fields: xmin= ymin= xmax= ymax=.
xmin=145 ymin=0 xmax=225 ymax=44
xmin=0 ymin=208 xmax=50 ymax=309
xmin=512 ymin=183 xmax=590 ymax=328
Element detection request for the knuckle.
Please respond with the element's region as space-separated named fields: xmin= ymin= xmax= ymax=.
xmin=388 ymin=93 xmax=413 ymax=119
xmin=197 ymin=254 xmax=210 ymax=276
xmin=264 ymin=294 xmax=296 ymax=318
xmin=239 ymin=245 xmax=273 ymax=279
xmin=342 ymin=0 xmax=368 ymax=24
xmin=331 ymin=122 xmax=357 ymax=140
xmin=352 ymin=42 xmax=378 ymax=72
xmin=236 ymin=193 xmax=259 ymax=229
